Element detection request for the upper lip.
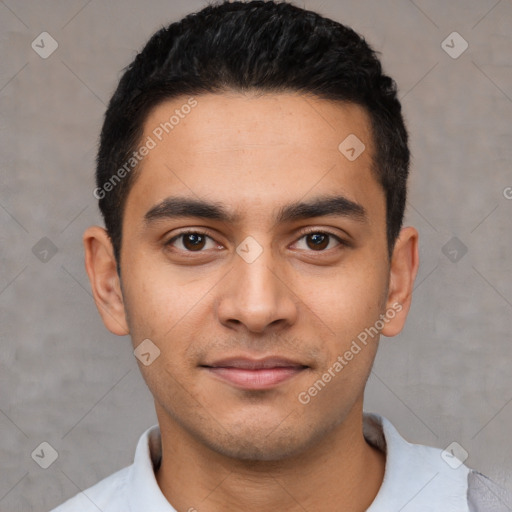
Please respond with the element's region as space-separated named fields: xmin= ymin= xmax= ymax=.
xmin=203 ymin=356 xmax=308 ymax=370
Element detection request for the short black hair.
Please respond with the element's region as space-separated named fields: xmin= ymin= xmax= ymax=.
xmin=95 ymin=0 xmax=409 ymax=274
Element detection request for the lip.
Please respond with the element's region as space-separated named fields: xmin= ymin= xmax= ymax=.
xmin=202 ymin=356 xmax=308 ymax=390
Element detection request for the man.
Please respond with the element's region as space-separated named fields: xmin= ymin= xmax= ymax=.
xmin=51 ymin=1 xmax=509 ymax=511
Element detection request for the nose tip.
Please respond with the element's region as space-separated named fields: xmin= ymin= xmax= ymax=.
xmin=216 ymin=251 xmax=298 ymax=334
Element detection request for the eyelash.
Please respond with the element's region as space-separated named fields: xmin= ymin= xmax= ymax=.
xmin=165 ymin=230 xmax=219 ymax=251
xmin=292 ymin=228 xmax=347 ymax=251
xmin=164 ymin=228 xmax=347 ymax=253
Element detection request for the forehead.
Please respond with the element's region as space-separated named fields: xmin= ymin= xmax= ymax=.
xmin=124 ymin=92 xmax=382 ymax=225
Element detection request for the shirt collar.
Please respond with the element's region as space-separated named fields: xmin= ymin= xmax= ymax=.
xmin=364 ymin=412 xmax=470 ymax=511
xmin=126 ymin=412 xmax=469 ymax=511
xmin=128 ymin=423 xmax=177 ymax=511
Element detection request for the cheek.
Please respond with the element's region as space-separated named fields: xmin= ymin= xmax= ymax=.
xmin=131 ymin=311 xmax=206 ymax=412
xmin=123 ymin=254 xmax=213 ymax=370
xmin=295 ymin=258 xmax=388 ymax=334
xmin=121 ymin=252 xmax=194 ymax=336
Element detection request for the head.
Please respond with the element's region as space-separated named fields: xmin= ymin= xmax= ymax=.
xmin=85 ymin=0 xmax=418 ymax=461
xmin=94 ymin=0 xmax=410 ymax=272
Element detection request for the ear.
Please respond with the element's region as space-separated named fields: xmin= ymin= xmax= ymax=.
xmin=381 ymin=226 xmax=419 ymax=337
xmin=83 ymin=225 xmax=130 ymax=336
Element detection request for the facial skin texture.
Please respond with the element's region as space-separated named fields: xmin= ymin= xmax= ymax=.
xmin=84 ymin=92 xmax=419 ymax=512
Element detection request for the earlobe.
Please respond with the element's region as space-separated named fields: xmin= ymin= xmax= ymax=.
xmin=83 ymin=226 xmax=130 ymax=336
xmin=381 ymin=226 xmax=419 ymax=338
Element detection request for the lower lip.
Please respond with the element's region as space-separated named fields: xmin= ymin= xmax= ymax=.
xmin=205 ymin=367 xmax=305 ymax=390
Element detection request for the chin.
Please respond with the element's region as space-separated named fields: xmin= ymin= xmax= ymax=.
xmin=209 ymin=434 xmax=306 ymax=462
xmin=198 ymin=419 xmax=326 ymax=462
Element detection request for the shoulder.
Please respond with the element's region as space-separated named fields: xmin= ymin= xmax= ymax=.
xmin=364 ymin=413 xmax=512 ymax=512
xmin=49 ymin=465 xmax=131 ymax=512
xmin=49 ymin=424 xmax=164 ymax=512
xmin=467 ymin=470 xmax=512 ymax=512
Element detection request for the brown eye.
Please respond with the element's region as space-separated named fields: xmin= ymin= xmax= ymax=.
xmin=165 ymin=231 xmax=217 ymax=252
xmin=182 ymin=233 xmax=206 ymax=251
xmin=294 ymin=231 xmax=343 ymax=252
xmin=305 ymin=233 xmax=330 ymax=250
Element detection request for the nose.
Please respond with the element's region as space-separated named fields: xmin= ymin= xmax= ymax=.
xmin=216 ymin=242 xmax=298 ymax=334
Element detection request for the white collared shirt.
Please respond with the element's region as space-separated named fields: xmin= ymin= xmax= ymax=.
xmin=50 ymin=412 xmax=510 ymax=511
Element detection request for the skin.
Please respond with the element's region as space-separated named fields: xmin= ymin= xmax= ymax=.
xmin=83 ymin=92 xmax=419 ymax=512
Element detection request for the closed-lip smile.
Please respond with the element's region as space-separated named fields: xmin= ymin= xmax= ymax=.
xmin=202 ymin=356 xmax=308 ymax=390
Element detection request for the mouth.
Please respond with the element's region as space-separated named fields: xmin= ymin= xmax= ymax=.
xmin=201 ymin=356 xmax=309 ymax=390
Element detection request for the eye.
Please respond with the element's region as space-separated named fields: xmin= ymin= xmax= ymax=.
xmin=165 ymin=230 xmax=220 ymax=252
xmin=293 ymin=230 xmax=344 ymax=251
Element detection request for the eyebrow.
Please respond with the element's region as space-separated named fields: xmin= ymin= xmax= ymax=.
xmin=143 ymin=194 xmax=367 ymax=227
xmin=276 ymin=195 xmax=367 ymax=224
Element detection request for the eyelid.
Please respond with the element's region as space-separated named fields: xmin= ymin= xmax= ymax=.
xmin=291 ymin=227 xmax=347 ymax=249
xmin=165 ymin=229 xmax=220 ymax=248
xmin=164 ymin=227 xmax=348 ymax=253
xmin=167 ymin=228 xmax=213 ymax=240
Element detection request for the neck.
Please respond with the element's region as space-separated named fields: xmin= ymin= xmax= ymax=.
xmin=154 ymin=401 xmax=385 ymax=512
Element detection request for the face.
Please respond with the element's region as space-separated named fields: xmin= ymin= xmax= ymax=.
xmin=85 ymin=92 xmax=418 ymax=461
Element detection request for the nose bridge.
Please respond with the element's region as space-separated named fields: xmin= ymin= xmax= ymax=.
xmin=216 ymin=237 xmax=297 ymax=332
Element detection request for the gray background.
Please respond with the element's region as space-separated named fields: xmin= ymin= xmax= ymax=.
xmin=0 ymin=0 xmax=511 ymax=510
